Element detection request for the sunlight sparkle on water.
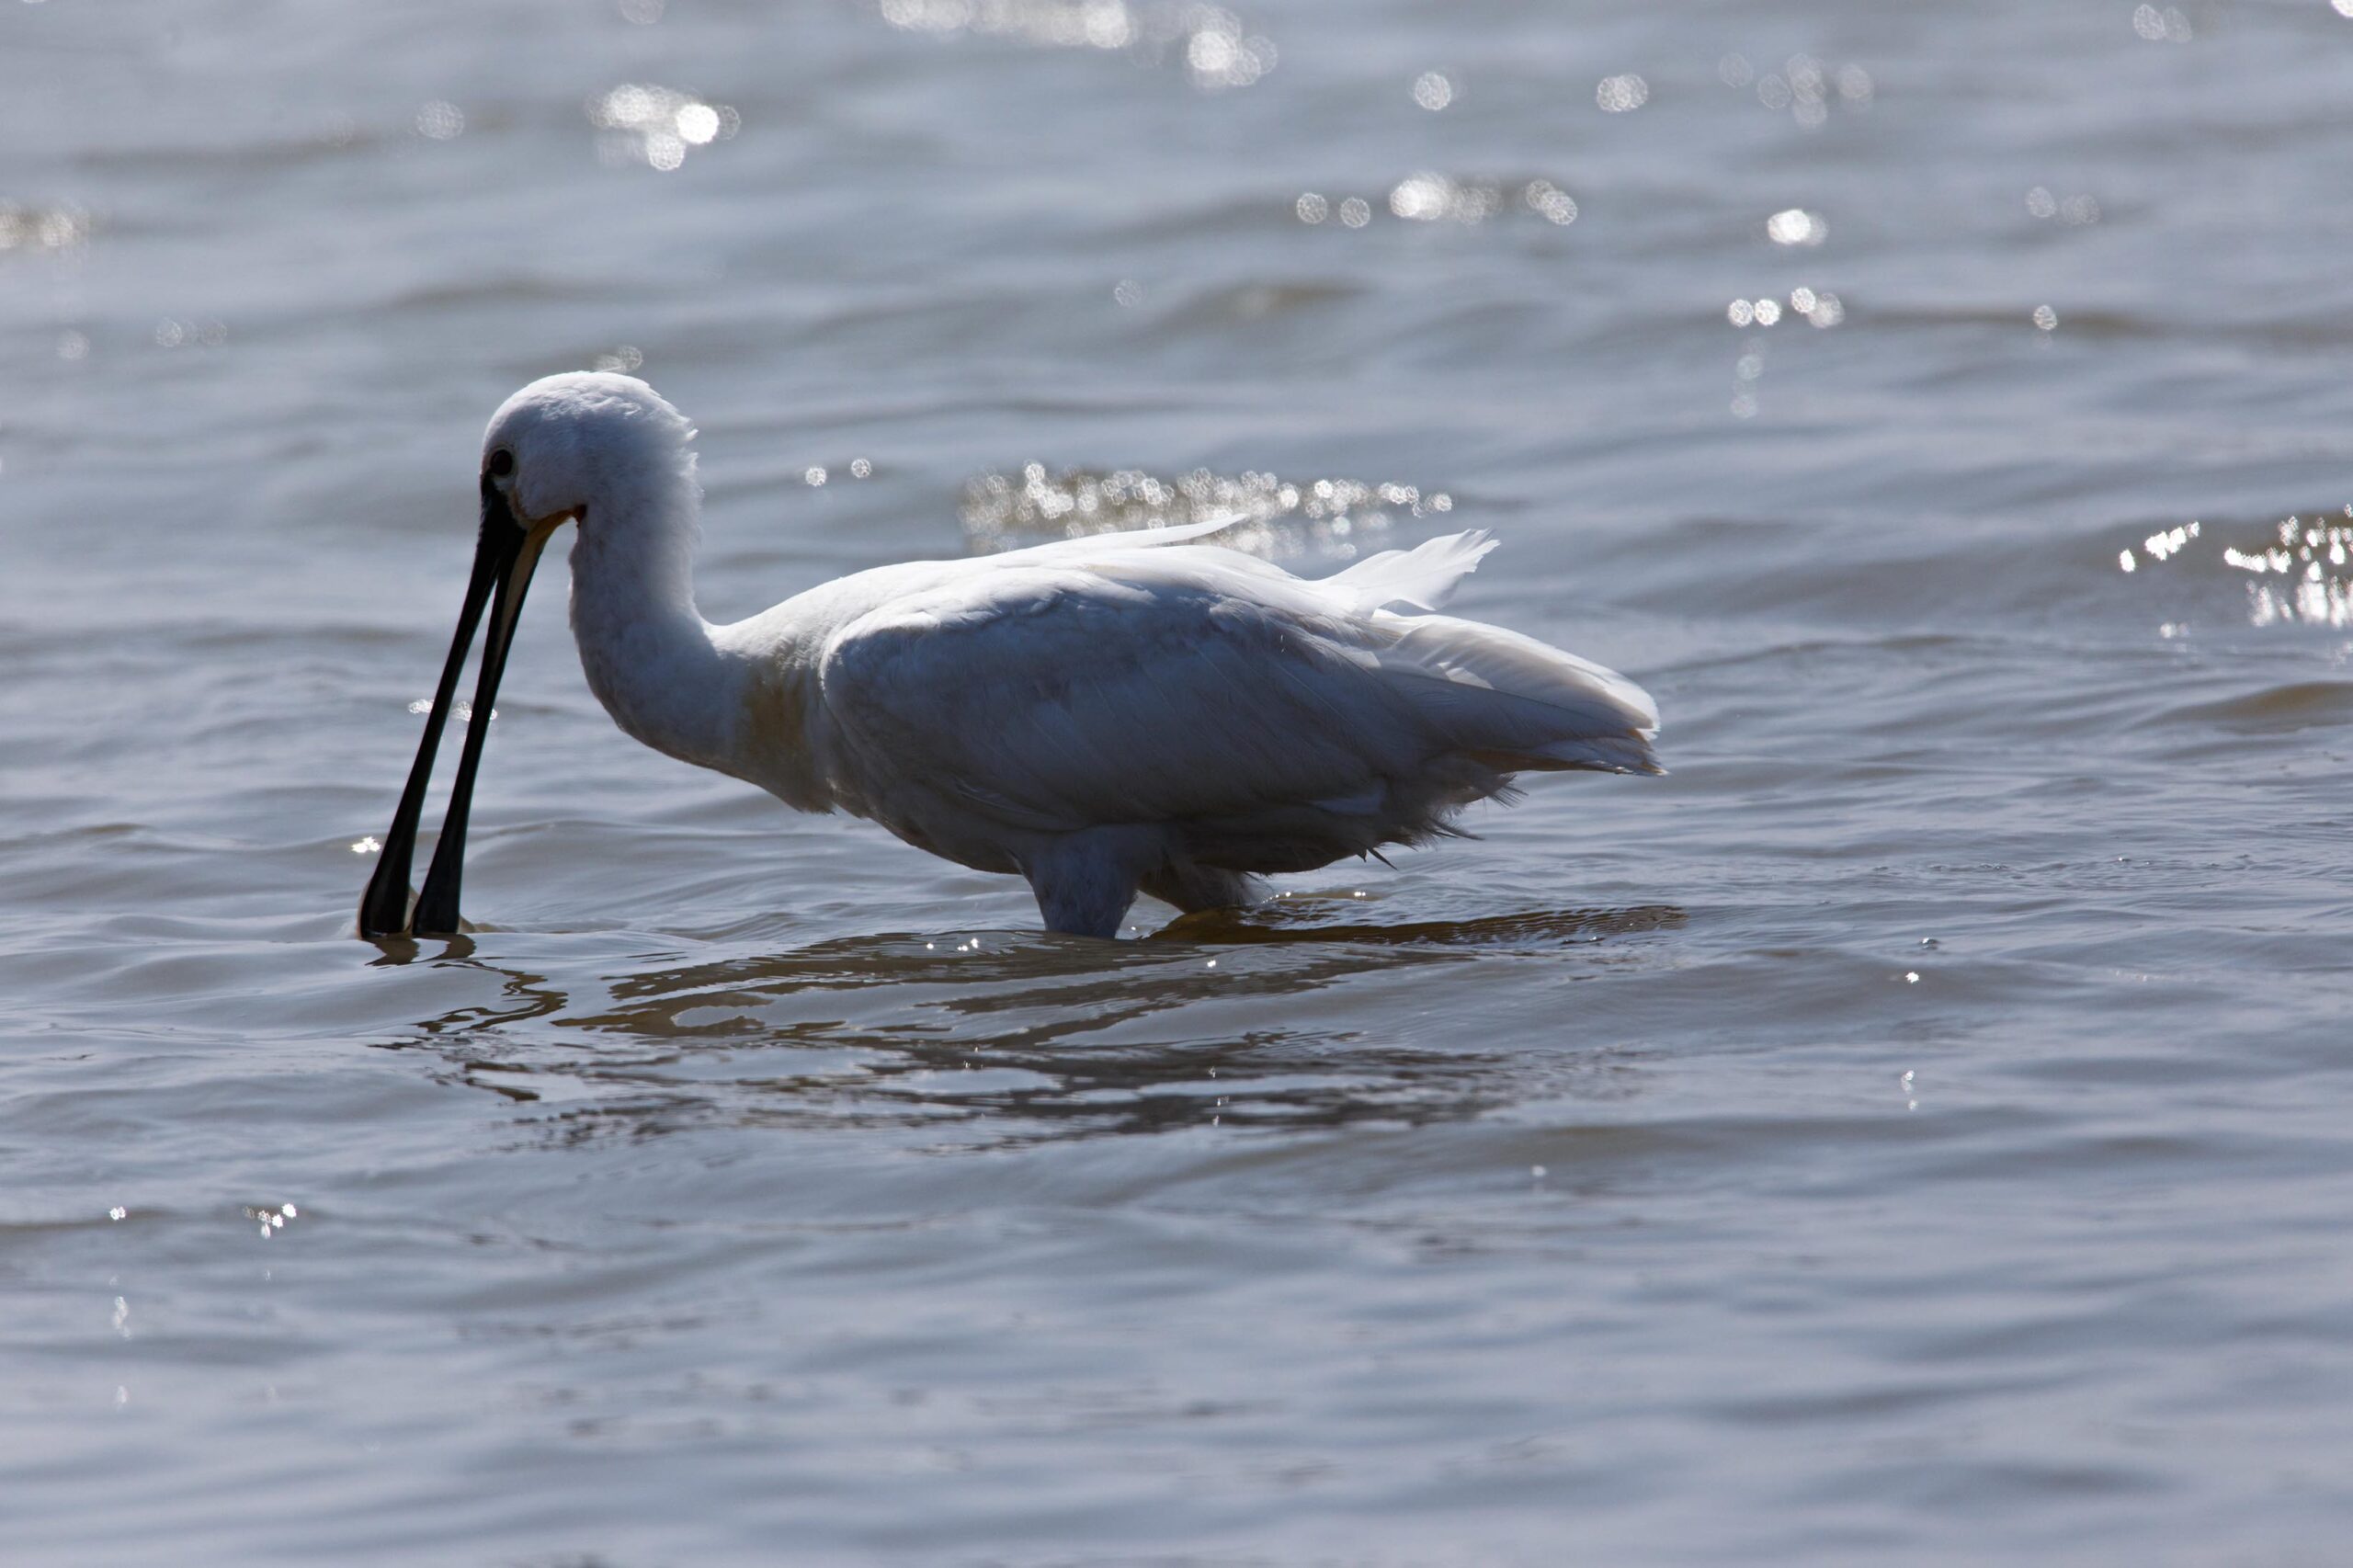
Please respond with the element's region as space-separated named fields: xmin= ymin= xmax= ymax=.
xmin=415 ymin=101 xmax=464 ymax=141
xmin=1596 ymin=74 xmax=1649 ymax=113
xmin=590 ymin=85 xmax=739 ymax=169
xmin=1390 ymin=173 xmax=1495 ymax=222
xmin=1730 ymin=290 xmax=1843 ymax=328
xmin=245 ymin=1203 xmax=301 ymax=1240
xmin=409 ymin=698 xmax=491 ymax=722
xmin=1524 ymin=180 xmax=1577 ymax=224
xmin=1766 ymin=208 xmax=1827 ymax=246
xmin=2123 ymin=513 xmax=2353 ymax=628
xmin=879 ymin=1 xmax=1272 ymax=90
xmin=962 ymin=463 xmax=1453 ymax=560
xmin=153 ymin=319 xmax=228 ymax=350
xmin=2132 ymin=5 xmax=2193 ymax=42
xmin=1739 ymin=54 xmax=1871 ymax=128
xmin=1308 ymin=178 xmax=1574 ymax=229
xmin=2027 ymin=187 xmax=2100 ymax=225
xmin=0 ymin=203 xmax=91 ymax=252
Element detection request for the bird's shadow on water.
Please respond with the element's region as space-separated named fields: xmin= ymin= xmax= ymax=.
xmin=367 ymin=899 xmax=1685 ymax=1148
xmin=1154 ymin=893 xmax=1682 ymax=948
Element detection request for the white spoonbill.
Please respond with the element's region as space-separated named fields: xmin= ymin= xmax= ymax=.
xmin=359 ymin=373 xmax=1661 ymax=940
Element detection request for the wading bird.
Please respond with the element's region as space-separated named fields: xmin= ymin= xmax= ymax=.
xmin=359 ymin=374 xmax=1660 ymax=940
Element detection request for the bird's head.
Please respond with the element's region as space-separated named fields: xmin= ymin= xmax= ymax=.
xmin=358 ymin=371 xmax=697 ymax=941
xmin=481 ymin=370 xmax=696 ymax=531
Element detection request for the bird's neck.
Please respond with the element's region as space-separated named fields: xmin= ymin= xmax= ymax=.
xmin=564 ymin=462 xmax=743 ymax=776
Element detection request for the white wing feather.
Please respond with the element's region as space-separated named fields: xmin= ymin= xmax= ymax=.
xmin=815 ymin=533 xmax=1657 ymax=853
xmin=1000 ymin=513 xmax=1250 ymax=559
xmin=1325 ymin=528 xmax=1500 ymax=613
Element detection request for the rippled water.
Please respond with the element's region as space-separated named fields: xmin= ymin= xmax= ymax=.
xmin=7 ymin=2 xmax=2353 ymax=1562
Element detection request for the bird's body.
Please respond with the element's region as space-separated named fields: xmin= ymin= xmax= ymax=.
xmin=360 ymin=373 xmax=1661 ymax=940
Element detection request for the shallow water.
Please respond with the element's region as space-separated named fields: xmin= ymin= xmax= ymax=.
xmin=6 ymin=1 xmax=2353 ymax=1562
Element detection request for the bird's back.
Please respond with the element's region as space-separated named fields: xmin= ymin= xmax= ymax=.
xmin=788 ymin=526 xmax=1657 ymax=878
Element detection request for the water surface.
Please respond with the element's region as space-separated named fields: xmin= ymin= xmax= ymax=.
xmin=6 ymin=1 xmax=2353 ymax=1562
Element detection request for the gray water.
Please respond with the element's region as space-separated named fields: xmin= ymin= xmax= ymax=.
xmin=6 ymin=2 xmax=2353 ymax=1562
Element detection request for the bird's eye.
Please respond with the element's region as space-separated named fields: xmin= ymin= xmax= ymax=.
xmin=487 ymin=449 xmax=515 ymax=479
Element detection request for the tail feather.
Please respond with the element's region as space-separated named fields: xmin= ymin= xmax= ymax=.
xmin=1477 ymin=733 xmax=1664 ymax=776
xmin=1366 ymin=610 xmax=1662 ymax=776
xmin=1325 ymin=529 xmax=1498 ymax=614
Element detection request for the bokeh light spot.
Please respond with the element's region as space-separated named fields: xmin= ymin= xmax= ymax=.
xmin=415 ymin=101 xmax=464 ymax=140
xmin=1596 ymin=74 xmax=1649 ymax=113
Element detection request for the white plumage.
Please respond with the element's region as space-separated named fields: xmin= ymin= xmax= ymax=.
xmin=360 ymin=373 xmax=1661 ymax=940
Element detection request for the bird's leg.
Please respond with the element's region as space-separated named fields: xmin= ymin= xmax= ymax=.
xmin=1020 ymin=829 xmax=1156 ymax=938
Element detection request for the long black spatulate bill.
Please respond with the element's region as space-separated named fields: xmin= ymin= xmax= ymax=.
xmin=358 ymin=477 xmax=540 ymax=937
xmin=411 ymin=504 xmax=549 ymax=936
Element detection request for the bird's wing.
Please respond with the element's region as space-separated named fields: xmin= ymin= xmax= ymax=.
xmin=816 ymin=554 xmax=1425 ymax=834
xmin=995 ymin=512 xmax=1249 ymax=560
xmin=1324 ymin=528 xmax=1497 ymax=613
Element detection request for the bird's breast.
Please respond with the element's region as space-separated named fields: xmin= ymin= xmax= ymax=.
xmin=732 ymin=654 xmax=835 ymax=812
